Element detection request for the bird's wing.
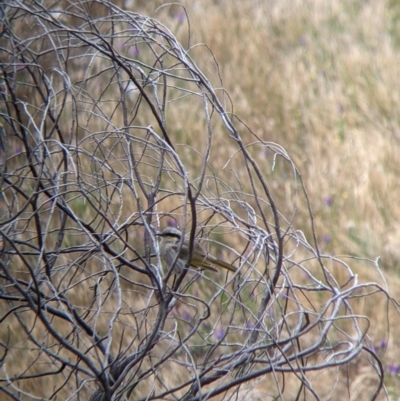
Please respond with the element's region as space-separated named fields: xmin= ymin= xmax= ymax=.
xmin=176 ymin=242 xmax=218 ymax=272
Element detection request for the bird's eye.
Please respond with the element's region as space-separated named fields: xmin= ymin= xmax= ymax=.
xmin=169 ymin=233 xmax=181 ymax=239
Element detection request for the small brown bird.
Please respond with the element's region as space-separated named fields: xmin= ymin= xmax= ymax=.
xmin=157 ymin=227 xmax=237 ymax=273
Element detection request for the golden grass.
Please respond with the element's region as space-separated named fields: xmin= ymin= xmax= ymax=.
xmin=135 ymin=0 xmax=400 ymax=397
xmin=1 ymin=0 xmax=400 ymax=399
xmin=179 ymin=0 xmax=400 ymax=262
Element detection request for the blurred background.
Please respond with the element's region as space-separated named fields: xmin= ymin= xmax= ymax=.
xmin=131 ymin=0 xmax=400 ymax=392
xmin=1 ymin=0 xmax=400 ymax=399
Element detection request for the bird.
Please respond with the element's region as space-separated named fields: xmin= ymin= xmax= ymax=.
xmin=157 ymin=226 xmax=237 ymax=274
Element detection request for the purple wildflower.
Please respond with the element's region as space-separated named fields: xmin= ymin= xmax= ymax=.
xmin=166 ymin=218 xmax=178 ymax=227
xmin=176 ymin=12 xmax=186 ymax=23
xmin=299 ymin=36 xmax=307 ymax=46
xmin=388 ymin=364 xmax=400 ymax=375
xmin=130 ymin=46 xmax=139 ymax=57
xmin=215 ymin=328 xmax=224 ymax=340
xmin=182 ymin=310 xmax=192 ymax=322
xmin=266 ymin=309 xmax=274 ymax=318
xmin=323 ymin=235 xmax=331 ymax=244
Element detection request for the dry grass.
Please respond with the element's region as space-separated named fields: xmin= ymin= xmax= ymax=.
xmin=129 ymin=0 xmax=400 ymax=397
xmin=1 ymin=0 xmax=400 ymax=400
xmin=173 ymin=0 xmax=400 ymax=396
xmin=138 ymin=0 xmax=400 ymax=261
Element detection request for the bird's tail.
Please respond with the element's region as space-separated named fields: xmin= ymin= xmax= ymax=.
xmin=208 ymin=257 xmax=237 ymax=272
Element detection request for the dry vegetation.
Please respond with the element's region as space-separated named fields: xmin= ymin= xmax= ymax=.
xmin=0 ymin=0 xmax=400 ymax=400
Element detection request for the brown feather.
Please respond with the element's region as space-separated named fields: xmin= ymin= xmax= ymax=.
xmin=159 ymin=227 xmax=236 ymax=273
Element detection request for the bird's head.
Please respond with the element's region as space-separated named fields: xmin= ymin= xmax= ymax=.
xmin=157 ymin=227 xmax=183 ymax=244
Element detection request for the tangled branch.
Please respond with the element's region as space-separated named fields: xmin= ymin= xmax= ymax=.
xmin=0 ymin=1 xmax=389 ymax=400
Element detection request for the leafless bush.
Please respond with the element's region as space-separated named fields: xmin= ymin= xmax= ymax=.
xmin=0 ymin=1 xmax=390 ymax=400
